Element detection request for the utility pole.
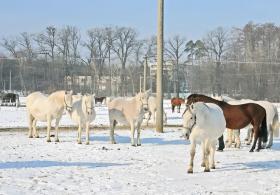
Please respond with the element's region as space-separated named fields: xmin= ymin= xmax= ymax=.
xmin=9 ymin=70 xmax=11 ymax=92
xmin=156 ymin=0 xmax=164 ymax=133
xmin=143 ymin=56 xmax=148 ymax=92
xmin=108 ymin=45 xmax=112 ymax=96
xmin=139 ymin=75 xmax=142 ymax=92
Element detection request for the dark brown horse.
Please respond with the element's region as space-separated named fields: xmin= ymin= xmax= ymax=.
xmin=95 ymin=96 xmax=106 ymax=104
xmin=186 ymin=94 xmax=267 ymax=152
xmin=171 ymin=97 xmax=185 ymax=113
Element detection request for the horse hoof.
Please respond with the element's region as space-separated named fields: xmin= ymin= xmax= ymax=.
xmin=266 ymin=146 xmax=271 ymax=149
xmin=204 ymin=169 xmax=210 ymax=172
xmin=187 ymin=169 xmax=193 ymax=174
xmin=46 ymin=139 xmax=51 ymax=142
xmin=201 ymin=163 xmax=205 ymax=167
xmin=55 ymin=139 xmax=60 ymax=143
xmin=28 ymin=135 xmax=33 ymax=138
xmin=77 ymin=141 xmax=82 ymax=144
xmin=211 ymin=166 xmax=216 ymax=169
xmin=85 ymin=142 xmax=89 ymax=145
xmin=216 ymin=149 xmax=223 ymax=152
xmin=249 ymin=149 xmax=254 ymax=152
xmin=111 ymin=141 xmax=116 ymax=144
xmin=137 ymin=144 xmax=141 ymax=146
xmin=131 ymin=144 xmax=136 ymax=147
xmin=35 ymin=135 xmax=40 ymax=138
xmin=256 ymin=149 xmax=260 ymax=152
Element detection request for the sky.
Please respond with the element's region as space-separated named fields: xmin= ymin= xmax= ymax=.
xmin=1 ymin=0 xmax=280 ymax=40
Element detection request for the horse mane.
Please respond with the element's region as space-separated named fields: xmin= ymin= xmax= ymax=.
xmin=193 ymin=102 xmax=210 ymax=116
xmin=48 ymin=90 xmax=65 ymax=103
xmin=187 ymin=94 xmax=227 ymax=107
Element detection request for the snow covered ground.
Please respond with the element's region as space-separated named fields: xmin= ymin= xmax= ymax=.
xmin=0 ymin=101 xmax=280 ymax=194
xmin=0 ymin=100 xmax=182 ymax=129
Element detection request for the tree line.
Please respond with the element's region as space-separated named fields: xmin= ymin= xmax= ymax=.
xmin=0 ymin=22 xmax=280 ymax=101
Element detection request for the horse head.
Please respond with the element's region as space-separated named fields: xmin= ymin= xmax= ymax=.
xmin=182 ymin=103 xmax=196 ymax=140
xmin=83 ymin=93 xmax=95 ymax=115
xmin=64 ymin=90 xmax=73 ymax=112
xmin=137 ymin=89 xmax=151 ymax=112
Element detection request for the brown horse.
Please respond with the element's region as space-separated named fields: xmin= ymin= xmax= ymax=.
xmin=171 ymin=97 xmax=185 ymax=113
xmin=95 ymin=96 xmax=106 ymax=104
xmin=186 ymin=94 xmax=267 ymax=152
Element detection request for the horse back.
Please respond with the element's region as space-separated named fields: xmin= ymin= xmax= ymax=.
xmin=223 ymin=103 xmax=265 ymax=129
xmin=108 ymin=97 xmax=143 ymax=123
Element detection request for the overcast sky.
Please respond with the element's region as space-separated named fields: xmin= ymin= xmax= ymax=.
xmin=1 ymin=0 xmax=280 ymax=40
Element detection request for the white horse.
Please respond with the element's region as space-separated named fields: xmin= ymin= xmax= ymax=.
xmin=107 ymin=90 xmax=151 ymax=146
xmin=26 ymin=90 xmax=73 ymax=142
xmin=144 ymin=96 xmax=167 ymax=126
xmin=182 ymin=102 xmax=226 ymax=173
xmin=68 ymin=94 xmax=96 ymax=145
xmin=227 ymin=99 xmax=279 ymax=148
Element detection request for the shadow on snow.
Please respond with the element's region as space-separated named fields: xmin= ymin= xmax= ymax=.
xmin=222 ymin=160 xmax=280 ymax=172
xmin=0 ymin=160 xmax=128 ymax=170
xmin=90 ymin=135 xmax=186 ymax=145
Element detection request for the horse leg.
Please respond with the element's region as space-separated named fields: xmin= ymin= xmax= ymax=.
xmin=172 ymin=105 xmax=174 ymax=113
xmin=33 ymin=119 xmax=39 ymax=138
xmin=234 ymin=129 xmax=241 ymax=148
xmin=245 ymin=128 xmax=250 ymax=141
xmin=152 ymin=111 xmax=156 ymax=124
xmin=246 ymin=128 xmax=253 ymax=145
xmin=249 ymin=126 xmax=259 ymax=152
xmin=226 ymin=129 xmax=233 ymax=148
xmin=46 ymin=116 xmax=51 ymax=142
xmin=266 ymin=125 xmax=273 ymax=148
xmin=188 ymin=141 xmax=196 ymax=174
xmin=210 ymin=140 xmax=216 ymax=169
xmin=217 ymin=135 xmax=225 ymax=151
xmin=204 ymin=141 xmax=211 ymax=172
xmin=28 ymin=114 xmax=34 ymax=138
xmin=54 ymin=118 xmax=61 ymax=142
xmin=85 ymin=122 xmax=90 ymax=145
xmin=109 ymin=120 xmax=116 ymax=144
xmin=77 ymin=120 xmax=82 ymax=144
xmin=164 ymin=112 xmax=167 ymax=124
xmin=201 ymin=142 xmax=206 ymax=167
xmin=177 ymin=104 xmax=181 ymax=113
xmin=147 ymin=111 xmax=152 ymax=126
xmin=130 ymin=122 xmax=136 ymax=146
xmin=136 ymin=122 xmax=141 ymax=146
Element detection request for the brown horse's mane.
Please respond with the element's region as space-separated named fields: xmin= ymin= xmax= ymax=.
xmin=187 ymin=94 xmax=227 ymax=107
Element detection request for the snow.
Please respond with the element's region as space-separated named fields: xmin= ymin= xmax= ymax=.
xmin=0 ymin=100 xmax=182 ymax=128
xmin=0 ymin=101 xmax=280 ymax=194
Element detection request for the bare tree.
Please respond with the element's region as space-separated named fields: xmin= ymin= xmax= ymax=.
xmin=84 ymin=28 xmax=109 ymax=95
xmin=111 ymin=27 xmax=137 ymax=96
xmin=1 ymin=37 xmax=19 ymax=57
xmin=165 ymin=35 xmax=186 ymax=97
xmin=204 ymin=27 xmax=228 ymax=96
xmin=34 ymin=26 xmax=57 ymax=89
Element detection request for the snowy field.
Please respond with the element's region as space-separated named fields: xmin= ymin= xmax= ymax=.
xmin=0 ymin=101 xmax=280 ymax=194
xmin=0 ymin=100 xmax=182 ymax=129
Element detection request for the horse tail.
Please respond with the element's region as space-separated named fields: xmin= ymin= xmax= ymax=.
xmin=261 ymin=114 xmax=268 ymax=143
xmin=272 ymin=107 xmax=279 ymax=137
